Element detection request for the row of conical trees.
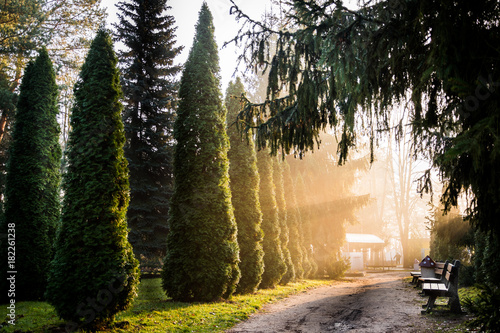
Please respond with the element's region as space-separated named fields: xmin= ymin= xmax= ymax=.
xmin=0 ymin=1 xmax=323 ymax=330
xmin=0 ymin=29 xmax=140 ymax=329
xmin=161 ymin=3 xmax=317 ymax=302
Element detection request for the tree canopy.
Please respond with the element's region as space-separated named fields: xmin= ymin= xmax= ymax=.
xmin=228 ymin=0 xmax=500 ymax=238
xmin=0 ymin=0 xmax=104 ymax=144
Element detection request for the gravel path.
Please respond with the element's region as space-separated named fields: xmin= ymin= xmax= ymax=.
xmin=226 ymin=270 xmax=459 ymax=332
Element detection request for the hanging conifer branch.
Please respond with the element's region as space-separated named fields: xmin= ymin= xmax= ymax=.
xmin=229 ymin=0 xmax=500 ymax=241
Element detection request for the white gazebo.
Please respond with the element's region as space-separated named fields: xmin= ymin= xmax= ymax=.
xmin=344 ymin=233 xmax=387 ymax=271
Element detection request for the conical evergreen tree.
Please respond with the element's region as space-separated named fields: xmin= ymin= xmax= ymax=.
xmin=0 ymin=48 xmax=61 ymax=301
xmin=257 ymin=149 xmax=286 ymax=289
xmin=274 ymin=157 xmax=294 ymax=285
xmin=114 ymin=0 xmax=182 ymax=267
xmin=161 ymin=3 xmax=240 ymax=302
xmin=45 ymin=30 xmax=139 ymax=329
xmin=0 ymin=70 xmax=16 ymax=221
xmin=226 ymin=77 xmax=264 ymax=294
xmin=282 ymin=159 xmax=304 ymax=280
xmin=295 ymin=173 xmax=316 ymax=278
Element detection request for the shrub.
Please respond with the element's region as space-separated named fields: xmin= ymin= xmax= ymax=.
xmin=459 ymin=264 xmax=476 ymax=287
xmin=326 ymin=256 xmax=351 ymax=279
xmin=463 ymin=284 xmax=500 ymax=332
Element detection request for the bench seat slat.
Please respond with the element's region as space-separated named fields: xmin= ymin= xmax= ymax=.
xmin=422 ymin=283 xmax=448 ymax=292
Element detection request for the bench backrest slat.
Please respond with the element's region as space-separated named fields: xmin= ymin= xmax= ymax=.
xmin=438 ymin=260 xmax=450 ymax=283
xmin=442 ymin=260 xmax=460 ymax=289
xmin=444 ymin=270 xmax=452 ymax=286
xmin=436 ymin=262 xmax=446 ymax=269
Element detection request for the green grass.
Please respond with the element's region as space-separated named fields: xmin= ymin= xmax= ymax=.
xmin=0 ymin=278 xmax=333 ymax=332
xmin=0 ymin=300 xmax=65 ymax=331
xmin=458 ymin=285 xmax=483 ymax=303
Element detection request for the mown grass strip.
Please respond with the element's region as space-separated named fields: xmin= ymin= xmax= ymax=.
xmin=1 ymin=278 xmax=333 ymax=332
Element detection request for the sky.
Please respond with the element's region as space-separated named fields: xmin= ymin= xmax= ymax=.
xmin=101 ymin=0 xmax=272 ymax=91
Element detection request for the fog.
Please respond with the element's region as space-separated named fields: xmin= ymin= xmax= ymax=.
xmin=284 ymin=129 xmax=437 ymax=273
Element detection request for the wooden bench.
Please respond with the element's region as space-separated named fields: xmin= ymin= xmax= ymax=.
xmin=410 ymin=270 xmax=421 ymax=284
xmin=421 ymin=260 xmax=461 ymax=314
xmin=365 ymin=264 xmax=396 ymax=271
xmin=416 ymin=261 xmax=448 ymax=287
xmin=410 ymin=261 xmax=446 ymax=285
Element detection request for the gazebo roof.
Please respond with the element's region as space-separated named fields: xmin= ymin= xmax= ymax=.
xmin=345 ymin=233 xmax=385 ymax=245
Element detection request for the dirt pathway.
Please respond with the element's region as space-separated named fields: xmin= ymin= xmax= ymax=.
xmin=227 ymin=270 xmax=454 ymax=332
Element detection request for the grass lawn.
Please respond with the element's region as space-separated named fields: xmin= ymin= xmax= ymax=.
xmin=0 ymin=278 xmax=333 ymax=332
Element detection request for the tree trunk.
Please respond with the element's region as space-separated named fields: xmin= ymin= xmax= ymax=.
xmin=0 ymin=112 xmax=8 ymax=143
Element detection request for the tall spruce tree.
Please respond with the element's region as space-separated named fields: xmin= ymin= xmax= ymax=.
xmin=161 ymin=3 xmax=240 ymax=302
xmin=257 ymin=149 xmax=286 ymax=288
xmin=226 ymin=77 xmax=264 ymax=294
xmin=274 ymin=157 xmax=294 ymax=285
xmin=114 ymin=0 xmax=182 ymax=267
xmin=46 ymin=30 xmax=139 ymax=329
xmin=0 ymin=48 xmax=61 ymax=301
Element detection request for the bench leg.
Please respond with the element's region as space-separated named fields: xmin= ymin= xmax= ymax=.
xmin=448 ymin=294 xmax=462 ymax=313
xmin=421 ymin=295 xmax=437 ymax=314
